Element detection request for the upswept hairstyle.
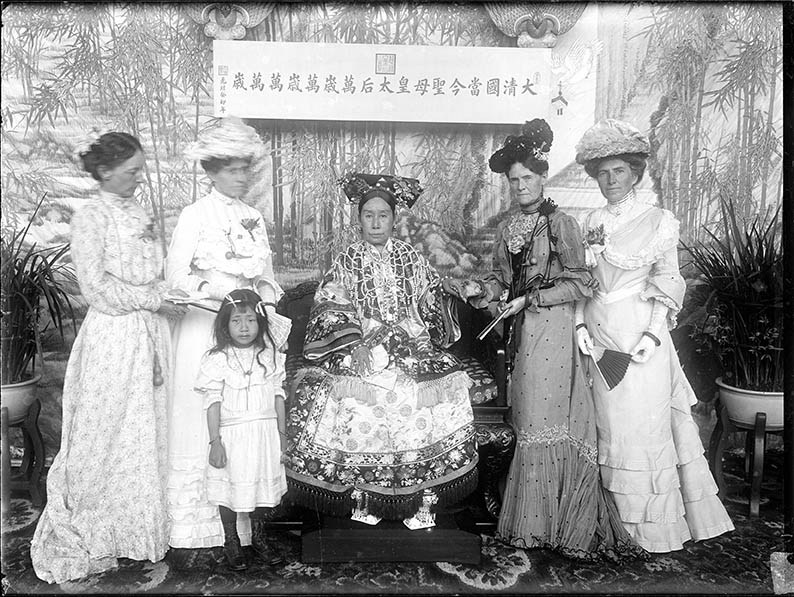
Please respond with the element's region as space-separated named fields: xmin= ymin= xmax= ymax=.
xmin=79 ymin=132 xmax=142 ymax=181
xmin=209 ymin=288 xmax=277 ymax=373
xmin=583 ymin=153 xmax=648 ymax=184
xmin=200 ymin=155 xmax=252 ymax=175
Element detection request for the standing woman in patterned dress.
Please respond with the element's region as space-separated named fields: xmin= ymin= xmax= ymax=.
xmin=31 ymin=132 xmax=187 ymax=583
xmin=444 ymin=120 xmax=645 ymax=560
xmin=165 ymin=117 xmax=289 ymax=553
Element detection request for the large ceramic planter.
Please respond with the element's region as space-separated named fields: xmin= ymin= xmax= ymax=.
xmin=1 ymin=374 xmax=41 ymax=424
xmin=716 ymin=377 xmax=784 ymax=431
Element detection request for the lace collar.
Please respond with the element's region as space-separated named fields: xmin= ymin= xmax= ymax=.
xmin=605 ymin=188 xmax=637 ymax=217
xmin=505 ymin=211 xmax=543 ymax=254
xmin=98 ymin=189 xmax=139 ymax=208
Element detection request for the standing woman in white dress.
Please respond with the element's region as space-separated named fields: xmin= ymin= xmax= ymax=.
xmin=31 ymin=132 xmax=187 ymax=583
xmin=165 ymin=117 xmax=287 ymax=551
xmin=573 ymin=119 xmax=734 ymax=552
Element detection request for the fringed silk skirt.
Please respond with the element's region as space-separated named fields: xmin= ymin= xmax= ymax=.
xmin=285 ymin=366 xmax=478 ymax=519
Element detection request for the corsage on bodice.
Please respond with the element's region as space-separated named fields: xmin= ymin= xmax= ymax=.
xmin=582 ymin=201 xmax=678 ymax=271
xmin=191 ymin=189 xmax=272 ymax=280
xmin=500 ymin=212 xmax=556 ymax=296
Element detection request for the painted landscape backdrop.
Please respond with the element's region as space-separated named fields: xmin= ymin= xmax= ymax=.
xmin=1 ymin=2 xmax=783 ymax=453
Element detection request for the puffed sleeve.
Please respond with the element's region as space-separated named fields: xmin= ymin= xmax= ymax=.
xmin=641 ymin=246 xmax=686 ymax=327
xmin=634 ymin=210 xmax=686 ymax=327
xmin=195 ymin=352 xmax=225 ymax=409
xmin=272 ymin=350 xmax=287 ymax=399
xmin=166 ymin=204 xmax=207 ymax=293
xmin=303 ymin=253 xmax=363 ymax=360
xmin=536 ymin=212 xmax=596 ymax=307
xmin=468 ymin=220 xmax=511 ymax=310
xmin=70 ymin=204 xmax=162 ymax=315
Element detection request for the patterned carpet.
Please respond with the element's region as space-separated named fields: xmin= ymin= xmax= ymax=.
xmin=1 ymin=449 xmax=787 ymax=595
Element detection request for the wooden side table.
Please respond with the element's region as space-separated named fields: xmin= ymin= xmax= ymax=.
xmin=0 ymin=399 xmax=46 ymax=509
xmin=708 ymin=397 xmax=783 ymax=517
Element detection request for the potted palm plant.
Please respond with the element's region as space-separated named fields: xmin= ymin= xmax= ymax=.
xmin=682 ymin=194 xmax=783 ymax=429
xmin=1 ymin=194 xmax=76 ymax=424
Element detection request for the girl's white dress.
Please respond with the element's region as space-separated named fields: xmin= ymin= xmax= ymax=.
xmin=31 ymin=191 xmax=170 ymax=583
xmin=196 ymin=347 xmax=288 ymax=511
xmin=165 ymin=187 xmax=283 ymax=547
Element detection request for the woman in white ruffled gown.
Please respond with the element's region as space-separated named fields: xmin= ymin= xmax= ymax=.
xmin=165 ymin=117 xmax=285 ymax=551
xmin=573 ymin=120 xmax=734 ymax=553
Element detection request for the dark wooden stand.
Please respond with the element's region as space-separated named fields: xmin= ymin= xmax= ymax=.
xmin=473 ymin=408 xmax=515 ymax=519
xmin=1 ymin=399 xmax=46 ymax=510
xmin=301 ymin=513 xmax=481 ymax=564
xmin=708 ymin=398 xmax=783 ymax=517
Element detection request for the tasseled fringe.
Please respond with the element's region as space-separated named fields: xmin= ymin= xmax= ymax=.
xmin=286 ymin=467 xmax=479 ymax=520
xmin=285 ymin=479 xmax=356 ymax=518
xmin=327 ymin=370 xmax=472 ymax=409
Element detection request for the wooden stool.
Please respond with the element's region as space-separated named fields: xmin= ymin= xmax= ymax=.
xmin=0 ymin=399 xmax=46 ymax=509
xmin=708 ymin=397 xmax=783 ymax=517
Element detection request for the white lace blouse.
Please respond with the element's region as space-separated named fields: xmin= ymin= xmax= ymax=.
xmin=166 ymin=188 xmax=277 ymax=297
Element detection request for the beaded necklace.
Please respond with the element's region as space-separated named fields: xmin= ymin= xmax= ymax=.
xmin=230 ymin=345 xmax=257 ymax=410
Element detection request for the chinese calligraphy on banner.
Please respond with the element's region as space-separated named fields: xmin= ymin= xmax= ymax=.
xmin=214 ymin=41 xmax=552 ymax=124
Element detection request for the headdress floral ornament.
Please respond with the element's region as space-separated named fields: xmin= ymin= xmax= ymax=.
xmin=73 ymin=126 xmax=111 ymax=161
xmin=489 ymin=118 xmax=554 ymax=174
xmin=337 ymin=172 xmax=424 ymax=209
xmin=185 ymin=116 xmax=266 ymax=164
xmin=574 ymin=119 xmax=650 ymax=165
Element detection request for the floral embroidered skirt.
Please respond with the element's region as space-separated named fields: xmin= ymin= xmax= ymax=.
xmin=285 ymin=366 xmax=479 ymax=519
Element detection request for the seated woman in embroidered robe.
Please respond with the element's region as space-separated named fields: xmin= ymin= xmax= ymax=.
xmin=284 ymin=173 xmax=478 ymax=527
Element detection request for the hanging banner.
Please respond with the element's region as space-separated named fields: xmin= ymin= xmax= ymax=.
xmin=213 ymin=41 xmax=552 ymax=124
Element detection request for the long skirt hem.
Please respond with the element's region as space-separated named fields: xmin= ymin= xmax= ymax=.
xmin=496 ymin=437 xmax=648 ymax=562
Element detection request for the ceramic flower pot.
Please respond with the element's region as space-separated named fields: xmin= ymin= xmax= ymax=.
xmin=1 ymin=374 xmax=41 ymax=425
xmin=716 ymin=377 xmax=784 ymax=431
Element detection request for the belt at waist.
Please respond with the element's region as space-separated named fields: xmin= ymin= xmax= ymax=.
xmin=593 ymin=280 xmax=646 ymax=304
xmin=220 ymin=413 xmax=275 ymax=428
xmin=195 ymin=268 xmax=256 ymax=289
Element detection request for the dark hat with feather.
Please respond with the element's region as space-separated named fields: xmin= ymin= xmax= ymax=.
xmin=489 ymin=118 xmax=554 ymax=174
xmin=338 ymin=172 xmax=424 ymax=209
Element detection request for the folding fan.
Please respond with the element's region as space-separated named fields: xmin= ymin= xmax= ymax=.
xmin=589 ymin=346 xmax=632 ymax=391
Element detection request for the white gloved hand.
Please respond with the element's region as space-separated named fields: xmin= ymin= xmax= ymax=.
xmin=576 ymin=326 xmax=594 ymax=355
xmin=630 ymin=334 xmax=657 ymax=363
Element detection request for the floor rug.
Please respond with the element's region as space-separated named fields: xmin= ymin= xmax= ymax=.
xmin=2 ymin=449 xmax=786 ymax=595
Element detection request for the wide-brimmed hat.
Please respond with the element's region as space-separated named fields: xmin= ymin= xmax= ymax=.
xmin=489 ymin=118 xmax=553 ymax=174
xmin=574 ymin=119 xmax=650 ymax=165
xmin=338 ymin=172 xmax=424 ymax=209
xmin=185 ymin=116 xmax=266 ymax=164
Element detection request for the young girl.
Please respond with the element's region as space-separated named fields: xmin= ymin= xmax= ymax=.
xmin=196 ymin=288 xmax=291 ymax=570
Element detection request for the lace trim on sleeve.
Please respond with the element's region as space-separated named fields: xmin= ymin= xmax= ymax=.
xmin=638 ymin=291 xmax=680 ymax=328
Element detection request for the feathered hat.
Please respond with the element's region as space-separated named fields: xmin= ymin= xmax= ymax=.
xmin=489 ymin=118 xmax=553 ymax=174
xmin=338 ymin=172 xmax=424 ymax=209
xmin=185 ymin=116 xmax=266 ymax=164
xmin=574 ymin=119 xmax=650 ymax=165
